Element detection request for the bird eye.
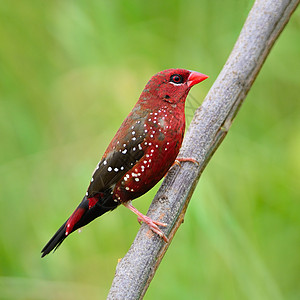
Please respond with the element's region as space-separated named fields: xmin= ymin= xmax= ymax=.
xmin=170 ymin=74 xmax=183 ymax=84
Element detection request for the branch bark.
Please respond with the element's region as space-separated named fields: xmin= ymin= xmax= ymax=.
xmin=107 ymin=0 xmax=299 ymax=299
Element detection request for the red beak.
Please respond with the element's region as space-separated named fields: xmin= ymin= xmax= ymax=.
xmin=187 ymin=71 xmax=209 ymax=88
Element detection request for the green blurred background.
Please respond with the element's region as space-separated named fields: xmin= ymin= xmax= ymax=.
xmin=1 ymin=0 xmax=299 ymax=299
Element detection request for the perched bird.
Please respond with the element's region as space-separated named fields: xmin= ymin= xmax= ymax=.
xmin=41 ymin=68 xmax=208 ymax=257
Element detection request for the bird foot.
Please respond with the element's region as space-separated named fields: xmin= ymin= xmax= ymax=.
xmin=137 ymin=215 xmax=166 ymax=227
xmin=123 ymin=202 xmax=169 ymax=243
xmin=174 ymin=157 xmax=199 ymax=167
xmin=138 ymin=214 xmax=169 ymax=242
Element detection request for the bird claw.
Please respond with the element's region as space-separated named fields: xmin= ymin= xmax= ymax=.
xmin=124 ymin=202 xmax=169 ymax=243
xmin=147 ymin=221 xmax=169 ymax=243
xmin=138 ymin=214 xmax=167 ymax=227
xmin=175 ymin=157 xmax=199 ymax=167
xmin=137 ymin=214 xmax=169 ymax=242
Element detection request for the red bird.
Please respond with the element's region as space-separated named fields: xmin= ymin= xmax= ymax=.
xmin=41 ymin=68 xmax=208 ymax=257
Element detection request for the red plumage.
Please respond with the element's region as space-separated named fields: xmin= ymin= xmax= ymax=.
xmin=41 ymin=68 xmax=208 ymax=257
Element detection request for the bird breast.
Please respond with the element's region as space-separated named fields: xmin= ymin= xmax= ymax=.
xmin=113 ymin=105 xmax=185 ymax=202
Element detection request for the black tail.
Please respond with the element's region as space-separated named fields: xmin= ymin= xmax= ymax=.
xmin=41 ymin=195 xmax=118 ymax=257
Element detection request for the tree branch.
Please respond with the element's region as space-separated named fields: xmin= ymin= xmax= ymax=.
xmin=107 ymin=0 xmax=299 ymax=299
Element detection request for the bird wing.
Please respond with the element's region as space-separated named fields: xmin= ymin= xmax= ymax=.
xmin=86 ymin=118 xmax=147 ymax=197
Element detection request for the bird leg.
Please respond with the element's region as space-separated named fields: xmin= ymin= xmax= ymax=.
xmin=123 ymin=201 xmax=169 ymax=242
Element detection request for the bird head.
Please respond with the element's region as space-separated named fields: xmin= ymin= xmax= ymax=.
xmin=140 ymin=69 xmax=208 ymax=106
